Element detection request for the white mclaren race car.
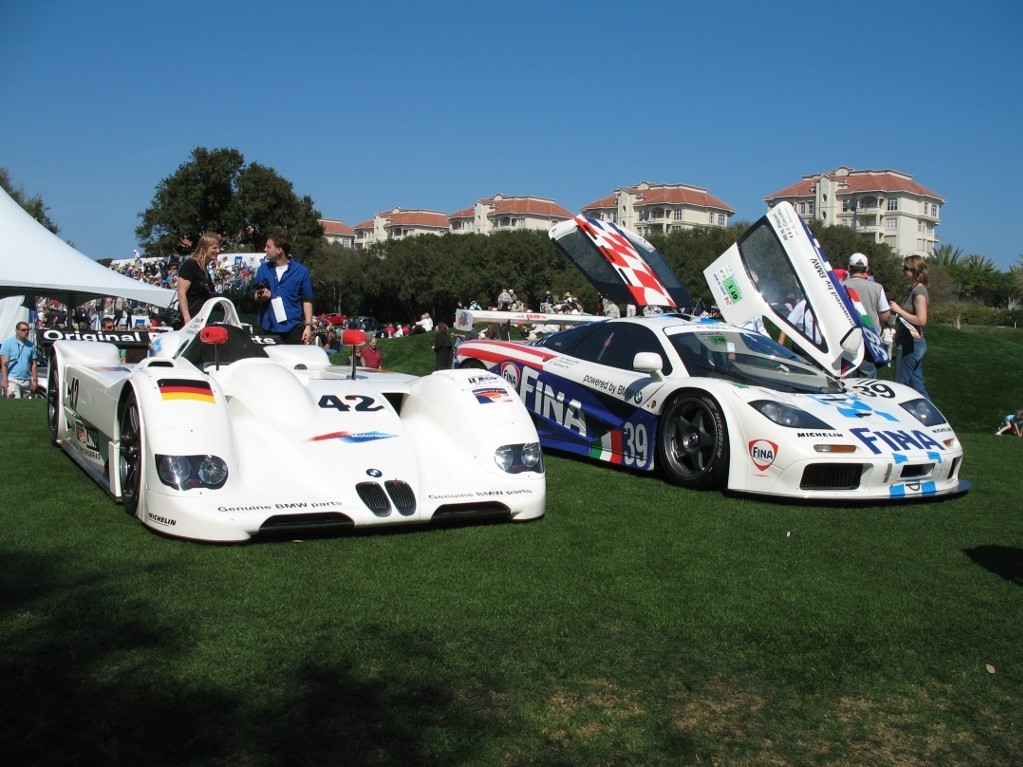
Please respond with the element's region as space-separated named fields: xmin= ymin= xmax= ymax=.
xmin=454 ymin=202 xmax=968 ymax=502
xmin=45 ymin=297 xmax=544 ymax=542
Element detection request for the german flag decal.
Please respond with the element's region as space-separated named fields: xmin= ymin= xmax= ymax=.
xmin=158 ymin=378 xmax=215 ymax=403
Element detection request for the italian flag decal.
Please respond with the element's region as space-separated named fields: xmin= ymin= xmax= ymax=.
xmin=158 ymin=378 xmax=215 ymax=403
xmin=589 ymin=430 xmax=624 ymax=464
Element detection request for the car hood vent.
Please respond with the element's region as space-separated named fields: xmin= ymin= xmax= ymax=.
xmin=357 ymin=482 xmax=391 ymax=515
xmin=356 ymin=480 xmax=416 ymax=517
xmin=385 ymin=480 xmax=416 ymax=515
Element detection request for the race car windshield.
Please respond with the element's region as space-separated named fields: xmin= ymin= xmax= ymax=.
xmin=669 ymin=329 xmax=840 ymax=394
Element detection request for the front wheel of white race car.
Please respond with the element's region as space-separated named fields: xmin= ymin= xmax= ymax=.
xmin=119 ymin=392 xmax=145 ymax=517
xmin=657 ymin=390 xmax=729 ymax=490
xmin=46 ymin=350 xmax=62 ymax=445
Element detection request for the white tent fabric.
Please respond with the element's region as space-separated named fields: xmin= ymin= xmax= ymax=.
xmin=0 ymin=295 xmax=30 ymax=338
xmin=0 ymin=185 xmax=174 ymax=310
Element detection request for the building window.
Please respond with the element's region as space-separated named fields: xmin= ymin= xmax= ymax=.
xmin=887 ymin=198 xmax=898 ymax=211
xmin=885 ymin=217 xmax=897 ymax=230
xmin=674 ymin=209 xmax=683 ymax=221
xmin=718 ymin=213 xmax=726 ymax=226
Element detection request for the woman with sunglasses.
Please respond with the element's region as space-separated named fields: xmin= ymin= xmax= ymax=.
xmin=1 ymin=322 xmax=38 ymax=398
xmin=890 ymin=255 xmax=930 ymax=400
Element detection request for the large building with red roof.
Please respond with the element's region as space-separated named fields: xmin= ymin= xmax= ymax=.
xmin=353 ymin=208 xmax=452 ymax=248
xmin=327 ymin=169 xmax=941 ymax=257
xmin=581 ymin=181 xmax=735 ymax=237
xmin=764 ymin=167 xmax=943 ymax=257
xmin=352 ymin=195 xmax=575 ymax=248
xmin=318 ymin=218 xmax=355 ymax=248
xmin=449 ymin=194 xmax=574 ymax=235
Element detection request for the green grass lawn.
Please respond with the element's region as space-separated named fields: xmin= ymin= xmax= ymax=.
xmin=2 ymin=325 xmax=1021 ymax=766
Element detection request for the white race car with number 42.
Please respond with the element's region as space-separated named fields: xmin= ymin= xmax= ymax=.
xmin=47 ymin=297 xmax=545 ymax=541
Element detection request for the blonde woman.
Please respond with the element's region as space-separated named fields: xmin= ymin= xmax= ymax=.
xmin=177 ymin=233 xmax=220 ymax=324
xmin=890 ymin=255 xmax=930 ymax=399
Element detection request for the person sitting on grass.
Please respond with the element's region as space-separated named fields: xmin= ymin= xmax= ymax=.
xmin=996 ymin=409 xmax=1023 ymax=436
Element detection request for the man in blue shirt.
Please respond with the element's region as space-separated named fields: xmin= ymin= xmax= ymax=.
xmin=252 ymin=233 xmax=314 ymax=344
xmin=1 ymin=322 xmax=39 ymax=398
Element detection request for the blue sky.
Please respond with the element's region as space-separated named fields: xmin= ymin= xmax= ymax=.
xmin=2 ymin=1 xmax=1020 ymax=270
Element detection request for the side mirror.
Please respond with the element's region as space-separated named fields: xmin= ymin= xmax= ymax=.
xmin=633 ymin=352 xmax=662 ymax=374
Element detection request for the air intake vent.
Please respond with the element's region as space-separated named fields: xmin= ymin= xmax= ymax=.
xmin=257 ymin=512 xmax=353 ymax=539
xmin=799 ymin=463 xmax=862 ymax=490
xmin=356 ymin=482 xmax=390 ymax=515
xmin=385 ymin=480 xmax=416 ymax=515
xmin=899 ymin=463 xmax=935 ymax=479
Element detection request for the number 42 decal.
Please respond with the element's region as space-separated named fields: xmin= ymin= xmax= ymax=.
xmin=318 ymin=394 xmax=384 ymax=412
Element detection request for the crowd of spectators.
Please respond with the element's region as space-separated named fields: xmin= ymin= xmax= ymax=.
xmin=107 ymin=251 xmax=257 ymax=296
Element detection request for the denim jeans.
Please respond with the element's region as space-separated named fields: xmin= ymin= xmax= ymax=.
xmin=895 ymin=337 xmax=929 ymax=400
xmin=855 ymin=359 xmax=878 ymax=379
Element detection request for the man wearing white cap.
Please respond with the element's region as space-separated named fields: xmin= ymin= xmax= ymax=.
xmin=842 ymin=252 xmax=890 ymax=378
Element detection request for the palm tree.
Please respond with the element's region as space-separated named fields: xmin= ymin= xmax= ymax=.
xmin=962 ymin=254 xmax=997 ymax=273
xmin=932 ymin=243 xmax=964 ymax=266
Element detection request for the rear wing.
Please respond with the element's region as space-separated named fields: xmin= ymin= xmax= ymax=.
xmin=454 ymin=308 xmax=597 ymax=333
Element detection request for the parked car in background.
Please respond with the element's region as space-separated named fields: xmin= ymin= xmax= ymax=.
xmin=348 ymin=316 xmax=384 ymax=336
xmin=317 ymin=312 xmax=348 ymax=327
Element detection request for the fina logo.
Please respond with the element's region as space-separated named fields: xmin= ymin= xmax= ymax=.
xmin=366 ymin=468 xmax=382 ymax=478
xmin=748 ymin=439 xmax=778 ymax=472
xmin=499 ymin=361 xmax=519 ymax=389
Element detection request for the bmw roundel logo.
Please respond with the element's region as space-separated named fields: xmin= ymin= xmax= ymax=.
xmin=366 ymin=468 xmax=383 ymax=478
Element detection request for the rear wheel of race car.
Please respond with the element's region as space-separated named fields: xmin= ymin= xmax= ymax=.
xmin=119 ymin=392 xmax=145 ymax=517
xmin=656 ymin=390 xmax=729 ymax=490
xmin=458 ymin=359 xmax=486 ymax=370
xmin=47 ymin=350 xmax=61 ymax=445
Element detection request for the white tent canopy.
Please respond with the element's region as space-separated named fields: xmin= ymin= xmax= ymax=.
xmin=0 ymin=185 xmax=174 ymax=310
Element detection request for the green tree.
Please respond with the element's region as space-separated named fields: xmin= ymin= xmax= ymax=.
xmin=932 ymin=243 xmax=964 ymax=267
xmin=650 ymin=223 xmax=746 ymax=305
xmin=0 ymin=167 xmax=60 ymax=234
xmin=234 ymin=163 xmax=323 ymax=259
xmin=135 ymin=147 xmax=323 ymax=259
xmin=808 ymin=222 xmax=902 ymax=293
xmin=304 ymin=241 xmax=378 ymax=316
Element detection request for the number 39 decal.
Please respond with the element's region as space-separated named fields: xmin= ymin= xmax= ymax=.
xmin=622 ymin=422 xmax=651 ymax=468
xmin=851 ymin=382 xmax=895 ymax=399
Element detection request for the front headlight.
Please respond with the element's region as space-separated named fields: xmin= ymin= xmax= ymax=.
xmin=750 ymin=400 xmax=834 ymax=430
xmin=900 ymin=398 xmax=946 ymax=427
xmin=520 ymin=442 xmax=542 ymax=469
xmin=156 ymin=454 xmax=229 ymax=490
xmin=494 ymin=443 xmax=544 ymax=474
